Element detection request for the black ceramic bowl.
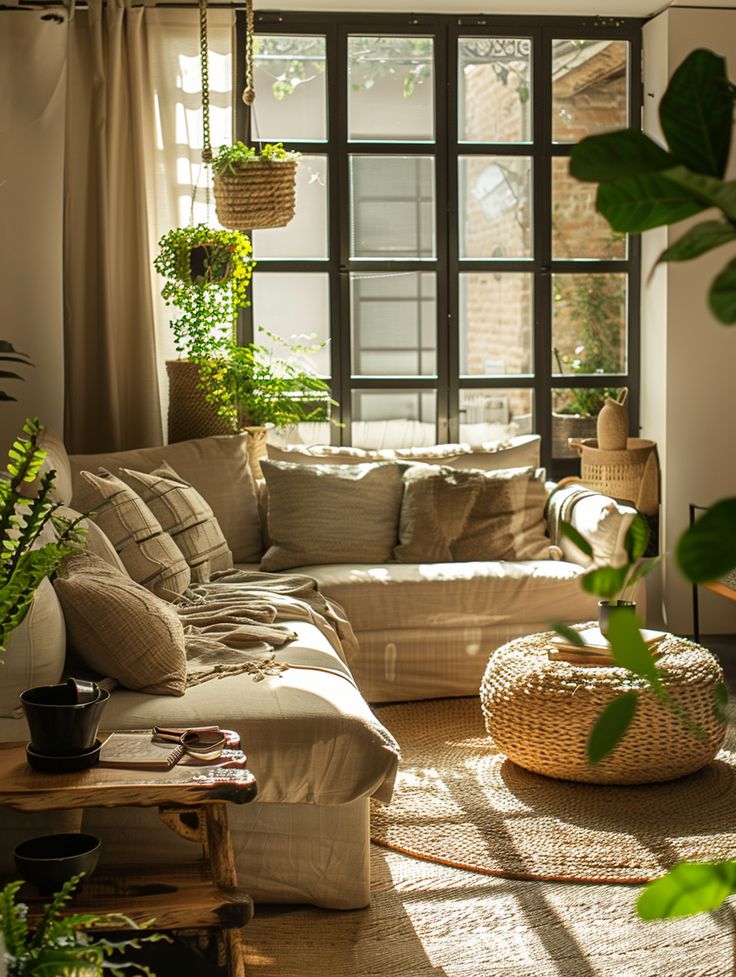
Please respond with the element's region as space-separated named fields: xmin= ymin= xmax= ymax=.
xmin=14 ymin=833 xmax=101 ymax=895
xmin=20 ymin=685 xmax=110 ymax=757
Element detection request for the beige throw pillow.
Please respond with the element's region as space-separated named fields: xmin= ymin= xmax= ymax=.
xmin=54 ymin=552 xmax=186 ymax=696
xmin=118 ymin=463 xmax=233 ymax=583
xmin=75 ymin=470 xmax=191 ymax=600
xmin=69 ymin=433 xmax=263 ymax=563
xmin=395 ymin=465 xmax=555 ymax=563
xmin=260 ymin=459 xmax=404 ymax=571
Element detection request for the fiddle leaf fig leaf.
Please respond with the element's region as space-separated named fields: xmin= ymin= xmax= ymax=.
xmin=607 ymin=612 xmax=660 ymax=684
xmin=559 ymin=521 xmax=594 ymax=558
xmin=659 ymin=49 xmax=732 ymax=178
xmin=657 ymin=220 xmax=736 ymax=265
xmin=581 ymin=565 xmax=628 ymax=599
xmin=637 ymin=861 xmax=736 ymax=919
xmin=662 ymin=167 xmax=736 ymax=220
xmin=569 ymin=130 xmax=676 ymax=183
xmin=596 ymin=174 xmax=708 ymax=233
xmin=708 ymin=256 xmax=736 ymax=325
xmin=676 ymin=497 xmax=736 ymax=582
xmin=587 ymin=691 xmax=638 ymax=765
xmin=624 ymin=514 xmax=650 ymax=561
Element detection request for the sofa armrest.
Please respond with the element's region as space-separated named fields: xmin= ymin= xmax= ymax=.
xmin=546 ymin=482 xmax=637 ymax=569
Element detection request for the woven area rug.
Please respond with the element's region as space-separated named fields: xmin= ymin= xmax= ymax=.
xmin=243 ymin=846 xmax=734 ymax=977
xmin=370 ymin=697 xmax=736 ymax=884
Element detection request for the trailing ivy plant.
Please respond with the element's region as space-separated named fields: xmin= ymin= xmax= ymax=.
xmin=0 ymin=873 xmax=167 ymax=976
xmin=564 ymin=46 xmax=736 ymax=920
xmin=0 ymin=418 xmax=85 ymax=655
xmin=212 ymin=142 xmax=299 ymax=177
xmin=153 ymin=225 xmax=254 ymax=359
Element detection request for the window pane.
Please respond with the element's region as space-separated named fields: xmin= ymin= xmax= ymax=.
xmin=348 ymin=36 xmax=434 ymax=141
xmin=552 ymin=158 xmax=626 ymax=260
xmin=459 ymin=389 xmax=533 ymax=444
xmin=552 ymin=274 xmax=627 ymax=376
xmin=552 ymin=387 xmax=622 ymax=458
xmin=459 ymin=273 xmax=532 ymax=376
xmin=252 ymin=273 xmax=330 ymax=376
xmin=252 ymin=156 xmax=328 ymax=260
xmin=459 ymin=156 xmax=532 ymax=259
xmin=351 ymin=272 xmax=436 ymax=377
xmin=351 ymin=390 xmax=437 ymax=448
xmin=552 ymin=40 xmax=628 ymax=143
xmin=458 ymin=37 xmax=532 ymax=143
xmin=350 ymin=156 xmax=436 ymax=259
xmin=252 ymin=35 xmax=326 ymax=142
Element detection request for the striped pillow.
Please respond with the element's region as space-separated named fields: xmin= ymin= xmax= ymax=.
xmin=118 ymin=463 xmax=233 ymax=583
xmin=76 ymin=470 xmax=190 ymax=600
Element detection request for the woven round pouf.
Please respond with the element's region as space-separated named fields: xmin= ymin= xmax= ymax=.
xmin=480 ymin=629 xmax=726 ymax=784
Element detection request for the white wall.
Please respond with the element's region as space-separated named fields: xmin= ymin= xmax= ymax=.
xmin=642 ymin=8 xmax=736 ymax=635
xmin=0 ymin=11 xmax=67 ymax=452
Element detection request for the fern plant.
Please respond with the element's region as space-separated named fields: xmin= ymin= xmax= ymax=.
xmin=0 ymin=873 xmax=167 ymax=976
xmin=0 ymin=341 xmax=33 ymax=404
xmin=0 ymin=418 xmax=84 ymax=654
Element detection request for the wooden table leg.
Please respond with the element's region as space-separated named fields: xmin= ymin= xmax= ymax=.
xmin=204 ymin=803 xmax=247 ymax=977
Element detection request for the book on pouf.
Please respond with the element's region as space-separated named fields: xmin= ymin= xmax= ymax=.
xmin=548 ymin=626 xmax=667 ymax=666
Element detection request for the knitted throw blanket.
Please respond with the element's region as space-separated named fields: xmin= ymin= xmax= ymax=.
xmin=177 ymin=569 xmax=356 ymax=687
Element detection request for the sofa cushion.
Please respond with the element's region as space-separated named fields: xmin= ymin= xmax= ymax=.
xmin=75 ymin=470 xmax=191 ymax=600
xmin=69 ymin=434 xmax=262 ymax=563
xmin=55 ymin=505 xmax=128 ymax=575
xmin=301 ymin=560 xmax=596 ymax=635
xmin=118 ymin=463 xmax=232 ymax=583
xmin=260 ymin=460 xmax=404 ymax=572
xmin=53 ymin=551 xmax=187 ymax=696
xmin=395 ymin=465 xmax=556 ymax=563
xmin=545 ymin=482 xmax=637 ymax=569
xmin=267 ymin=433 xmax=540 ymax=472
xmin=38 ymin=426 xmax=73 ymax=505
xmin=0 ymin=578 xmax=66 ymax=719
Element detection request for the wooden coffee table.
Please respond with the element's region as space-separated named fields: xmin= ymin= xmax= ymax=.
xmin=0 ymin=742 xmax=257 ymax=977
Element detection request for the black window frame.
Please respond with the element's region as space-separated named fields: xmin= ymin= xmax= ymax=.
xmin=237 ymin=11 xmax=643 ymax=478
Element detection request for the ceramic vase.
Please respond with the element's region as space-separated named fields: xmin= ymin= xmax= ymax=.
xmin=596 ymin=389 xmax=629 ymax=451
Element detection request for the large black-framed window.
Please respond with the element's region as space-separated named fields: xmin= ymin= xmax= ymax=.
xmin=237 ymin=12 xmax=643 ymax=478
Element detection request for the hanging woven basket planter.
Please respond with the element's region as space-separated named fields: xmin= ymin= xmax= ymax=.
xmin=199 ymin=0 xmax=298 ymax=231
xmin=212 ymin=146 xmax=298 ymax=231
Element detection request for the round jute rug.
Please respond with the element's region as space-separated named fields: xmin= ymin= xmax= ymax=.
xmin=371 ymin=696 xmax=736 ymax=885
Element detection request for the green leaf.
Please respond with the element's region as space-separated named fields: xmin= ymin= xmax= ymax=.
xmin=570 ymin=130 xmax=676 ymax=183
xmin=559 ymin=521 xmax=594 ymax=558
xmin=709 ymin=256 xmax=736 ymax=325
xmin=625 ymin=555 xmax=663 ymax=591
xmin=607 ymin=611 xmax=660 ymax=683
xmin=581 ymin=565 xmax=628 ymax=599
xmin=637 ymin=861 xmax=736 ymax=919
xmin=657 ymin=220 xmax=736 ymax=265
xmin=552 ymin=622 xmax=586 ymax=647
xmin=624 ymin=514 xmax=650 ymax=561
xmin=676 ymin=497 xmax=736 ymax=582
xmin=596 ymin=174 xmax=708 ymax=233
xmin=662 ymin=167 xmax=736 ymax=220
xmin=659 ymin=49 xmax=732 ymax=178
xmin=587 ymin=691 xmax=638 ymax=764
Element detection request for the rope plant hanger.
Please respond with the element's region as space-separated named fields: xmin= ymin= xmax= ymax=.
xmin=199 ymin=0 xmax=298 ymax=231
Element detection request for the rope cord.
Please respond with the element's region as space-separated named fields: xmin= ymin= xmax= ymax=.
xmin=242 ymin=0 xmax=255 ymax=106
xmin=199 ymin=0 xmax=212 ymax=163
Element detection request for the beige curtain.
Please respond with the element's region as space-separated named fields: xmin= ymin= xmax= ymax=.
xmin=64 ymin=0 xmax=162 ymax=453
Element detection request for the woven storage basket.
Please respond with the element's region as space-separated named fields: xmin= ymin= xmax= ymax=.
xmin=573 ymin=437 xmax=659 ymax=514
xmin=551 ymin=413 xmax=597 ymax=459
xmin=480 ymin=630 xmax=726 ymax=784
xmin=214 ymin=159 xmax=297 ymax=231
xmin=166 ymin=360 xmax=236 ymax=443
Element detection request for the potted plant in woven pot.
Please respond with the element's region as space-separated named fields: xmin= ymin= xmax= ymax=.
xmin=212 ymin=141 xmax=300 ymax=232
xmin=154 ymin=224 xmax=255 ymax=443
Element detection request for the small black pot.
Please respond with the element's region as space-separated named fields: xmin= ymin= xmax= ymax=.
xmin=20 ymin=684 xmax=110 ymax=757
xmin=14 ymin=832 xmax=101 ymax=896
xmin=598 ymin=600 xmax=636 ymax=638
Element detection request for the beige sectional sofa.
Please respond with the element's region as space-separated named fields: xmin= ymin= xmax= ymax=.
xmin=0 ymin=429 xmax=639 ymax=909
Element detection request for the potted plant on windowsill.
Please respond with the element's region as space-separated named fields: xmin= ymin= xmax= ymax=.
xmin=212 ymin=141 xmax=300 ymax=231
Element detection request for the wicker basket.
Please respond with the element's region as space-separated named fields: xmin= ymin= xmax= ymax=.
xmin=214 ymin=159 xmax=297 ymax=231
xmin=166 ymin=360 xmax=236 ymax=443
xmin=573 ymin=437 xmax=660 ymax=515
